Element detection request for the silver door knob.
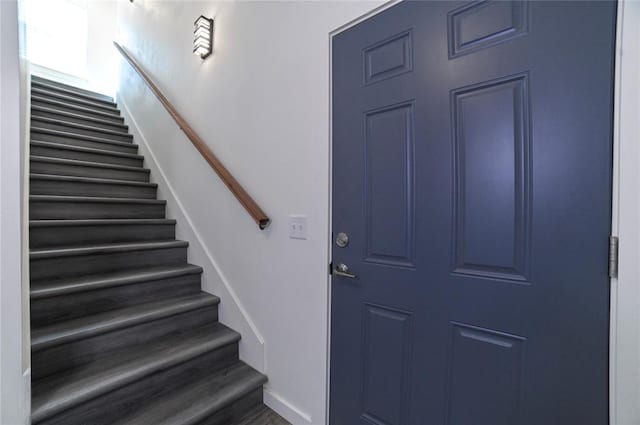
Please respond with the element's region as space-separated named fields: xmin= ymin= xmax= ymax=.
xmin=335 ymin=232 xmax=349 ymax=248
xmin=334 ymin=262 xmax=357 ymax=279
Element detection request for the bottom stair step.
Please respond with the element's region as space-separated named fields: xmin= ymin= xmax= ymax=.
xmin=32 ymin=323 xmax=241 ymax=425
xmin=113 ymin=362 xmax=267 ymax=425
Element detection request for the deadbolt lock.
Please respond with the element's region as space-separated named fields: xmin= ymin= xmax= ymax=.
xmin=335 ymin=232 xmax=349 ymax=248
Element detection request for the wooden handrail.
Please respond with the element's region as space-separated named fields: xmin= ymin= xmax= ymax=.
xmin=113 ymin=42 xmax=271 ymax=230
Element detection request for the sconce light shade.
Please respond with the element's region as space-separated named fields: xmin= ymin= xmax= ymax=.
xmin=194 ymin=15 xmax=213 ymax=59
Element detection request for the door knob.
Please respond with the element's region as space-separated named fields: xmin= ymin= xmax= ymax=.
xmin=335 ymin=232 xmax=349 ymax=248
xmin=334 ymin=262 xmax=357 ymax=279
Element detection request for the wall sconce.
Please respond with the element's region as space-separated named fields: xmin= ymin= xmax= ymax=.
xmin=193 ymin=15 xmax=214 ymax=59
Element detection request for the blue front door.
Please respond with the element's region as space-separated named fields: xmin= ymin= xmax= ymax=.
xmin=330 ymin=1 xmax=616 ymax=424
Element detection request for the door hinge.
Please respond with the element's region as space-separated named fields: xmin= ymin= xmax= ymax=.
xmin=609 ymin=236 xmax=619 ymax=278
xmin=329 ymin=261 xmax=333 ymax=275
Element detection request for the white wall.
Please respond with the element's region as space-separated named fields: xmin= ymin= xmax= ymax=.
xmin=116 ymin=1 xmax=383 ymax=423
xmin=29 ymin=0 xmax=118 ymax=96
xmin=0 ymin=0 xmax=28 ymax=423
xmin=86 ymin=0 xmax=118 ymax=95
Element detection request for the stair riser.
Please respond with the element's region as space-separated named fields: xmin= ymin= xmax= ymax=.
xmin=31 ymin=80 xmax=114 ymax=103
xmin=32 ymin=109 xmax=126 ymax=132
xmin=31 ymin=119 xmax=132 ymax=143
xmin=31 ymin=132 xmax=138 ymax=154
xmin=30 ymin=159 xmax=150 ymax=182
xmin=31 ymin=98 xmax=123 ymax=123
xmin=30 ymin=222 xmax=175 ymax=248
xmin=197 ymin=388 xmax=263 ymax=425
xmin=33 ymin=90 xmax=118 ymax=113
xmin=31 ymin=246 xmax=187 ymax=281
xmin=30 ymin=179 xmax=157 ymax=199
xmin=31 ymin=306 xmax=221 ymax=381
xmin=31 ymin=145 xmax=142 ymax=167
xmin=30 ymin=200 xmax=165 ymax=220
xmin=31 ymin=273 xmax=202 ymax=326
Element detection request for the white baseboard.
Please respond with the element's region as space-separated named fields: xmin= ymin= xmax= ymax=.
xmin=264 ymin=387 xmax=313 ymax=425
xmin=118 ymin=96 xmax=265 ymax=371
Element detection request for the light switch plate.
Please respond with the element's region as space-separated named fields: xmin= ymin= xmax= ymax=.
xmin=288 ymin=215 xmax=307 ymax=240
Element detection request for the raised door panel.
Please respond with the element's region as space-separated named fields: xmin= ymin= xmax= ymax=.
xmin=361 ymin=304 xmax=413 ymax=425
xmin=364 ymin=102 xmax=415 ymax=268
xmin=452 ymin=74 xmax=531 ymax=282
xmin=446 ymin=323 xmax=526 ymax=425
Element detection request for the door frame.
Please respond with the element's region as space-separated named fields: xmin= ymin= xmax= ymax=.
xmin=609 ymin=1 xmax=640 ymax=424
xmin=327 ymin=1 xmax=639 ymax=424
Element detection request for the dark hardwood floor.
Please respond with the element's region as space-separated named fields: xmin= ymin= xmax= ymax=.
xmin=238 ymin=405 xmax=291 ymax=425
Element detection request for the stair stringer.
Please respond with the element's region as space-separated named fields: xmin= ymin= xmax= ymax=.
xmin=118 ymin=97 xmax=265 ymax=372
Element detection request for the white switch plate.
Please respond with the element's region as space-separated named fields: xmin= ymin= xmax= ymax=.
xmin=288 ymin=215 xmax=307 ymax=240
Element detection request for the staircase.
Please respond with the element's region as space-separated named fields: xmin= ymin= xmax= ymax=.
xmin=28 ymin=76 xmax=285 ymax=425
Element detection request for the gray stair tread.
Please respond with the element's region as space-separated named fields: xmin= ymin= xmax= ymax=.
xmin=30 ymin=155 xmax=150 ymax=173
xmin=30 ymin=263 xmax=200 ymax=299
xmin=114 ymin=362 xmax=267 ymax=425
xmin=30 ymin=173 xmax=158 ymax=188
xmin=32 ymin=87 xmax=118 ymax=111
xmin=30 ymin=239 xmax=188 ymax=260
xmin=31 ymin=140 xmax=141 ymax=159
xmin=31 ymin=293 xmax=220 ymax=352
xmin=31 ymin=116 xmax=131 ymax=137
xmin=32 ymin=323 xmax=239 ymax=423
xmin=31 ymin=95 xmax=123 ymax=119
xmin=32 ymin=80 xmax=114 ymax=104
xmin=30 ymin=194 xmax=165 ymax=204
xmin=30 ymin=218 xmax=176 ymax=228
xmin=31 ymin=128 xmax=137 ymax=149
xmin=32 ymin=105 xmax=127 ymax=129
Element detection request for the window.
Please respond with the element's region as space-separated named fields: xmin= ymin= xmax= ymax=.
xmin=23 ymin=0 xmax=88 ymax=78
